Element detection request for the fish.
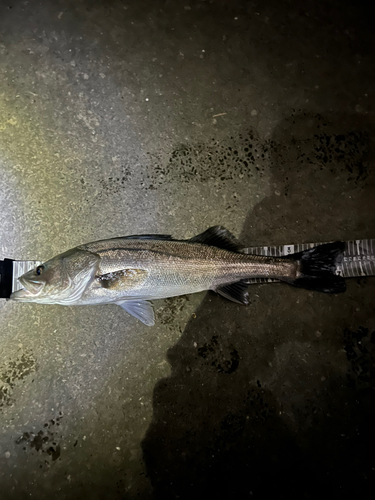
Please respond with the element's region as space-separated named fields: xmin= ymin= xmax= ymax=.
xmin=10 ymin=226 xmax=346 ymax=326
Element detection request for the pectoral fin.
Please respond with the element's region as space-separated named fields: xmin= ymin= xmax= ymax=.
xmin=97 ymin=268 xmax=148 ymax=291
xmin=117 ymin=300 xmax=155 ymax=326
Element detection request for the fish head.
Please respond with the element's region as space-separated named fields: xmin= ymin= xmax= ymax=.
xmin=11 ymin=249 xmax=99 ymax=304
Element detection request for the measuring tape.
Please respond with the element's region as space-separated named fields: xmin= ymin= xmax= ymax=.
xmin=242 ymin=239 xmax=375 ymax=284
xmin=0 ymin=239 xmax=374 ymax=298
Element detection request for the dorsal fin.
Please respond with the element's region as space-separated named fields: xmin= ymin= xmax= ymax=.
xmin=116 ymin=234 xmax=172 ymax=240
xmin=189 ymin=226 xmax=242 ymax=252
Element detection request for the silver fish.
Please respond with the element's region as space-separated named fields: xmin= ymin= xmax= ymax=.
xmin=10 ymin=226 xmax=346 ymax=326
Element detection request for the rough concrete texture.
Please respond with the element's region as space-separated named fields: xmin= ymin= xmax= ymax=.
xmin=0 ymin=0 xmax=374 ymax=498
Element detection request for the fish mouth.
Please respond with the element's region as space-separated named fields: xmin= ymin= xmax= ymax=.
xmin=10 ymin=288 xmax=35 ymax=301
xmin=10 ymin=277 xmax=44 ymax=301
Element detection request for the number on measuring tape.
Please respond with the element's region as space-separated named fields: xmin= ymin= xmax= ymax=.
xmin=283 ymin=245 xmax=294 ymax=255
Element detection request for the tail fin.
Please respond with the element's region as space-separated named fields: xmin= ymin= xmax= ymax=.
xmin=286 ymin=241 xmax=346 ymax=293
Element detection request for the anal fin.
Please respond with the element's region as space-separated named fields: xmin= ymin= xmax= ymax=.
xmin=216 ymin=281 xmax=249 ymax=305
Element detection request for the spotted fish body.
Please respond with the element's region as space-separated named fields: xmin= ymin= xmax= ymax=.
xmin=10 ymin=227 xmax=346 ymax=326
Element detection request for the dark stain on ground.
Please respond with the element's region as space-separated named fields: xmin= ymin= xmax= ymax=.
xmin=269 ymin=115 xmax=371 ymax=188
xmin=247 ymin=112 xmax=374 ymax=245
xmin=197 ymin=335 xmax=240 ymax=374
xmin=92 ymin=129 xmax=267 ymax=198
xmin=94 ymin=113 xmax=370 ymax=199
xmin=157 ymin=295 xmax=189 ymax=327
xmin=142 ymin=112 xmax=375 ymax=499
xmin=313 ymin=131 xmax=369 ymax=182
xmin=98 ymin=165 xmax=132 ymax=195
xmin=0 ymin=351 xmax=37 ymax=411
xmin=143 ymin=131 xmax=267 ymax=188
xmin=16 ymin=413 xmax=63 ymax=463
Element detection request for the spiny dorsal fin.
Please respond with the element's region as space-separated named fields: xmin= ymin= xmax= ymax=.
xmin=189 ymin=226 xmax=242 ymax=252
xmin=216 ymin=281 xmax=249 ymax=305
xmin=116 ymin=234 xmax=172 ymax=240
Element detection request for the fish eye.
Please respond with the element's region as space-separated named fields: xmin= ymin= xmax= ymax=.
xmin=36 ymin=265 xmax=45 ymax=276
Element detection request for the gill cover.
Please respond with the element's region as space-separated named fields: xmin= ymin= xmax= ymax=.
xmin=53 ymin=249 xmax=100 ymax=304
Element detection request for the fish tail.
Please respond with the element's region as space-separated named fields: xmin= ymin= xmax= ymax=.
xmin=285 ymin=241 xmax=346 ymax=293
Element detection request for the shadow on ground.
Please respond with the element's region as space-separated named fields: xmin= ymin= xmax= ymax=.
xmin=141 ymin=112 xmax=375 ymax=499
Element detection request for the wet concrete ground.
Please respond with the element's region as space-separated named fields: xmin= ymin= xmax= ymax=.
xmin=0 ymin=0 xmax=374 ymax=498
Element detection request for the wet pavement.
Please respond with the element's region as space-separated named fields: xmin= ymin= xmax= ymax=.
xmin=0 ymin=1 xmax=374 ymax=498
